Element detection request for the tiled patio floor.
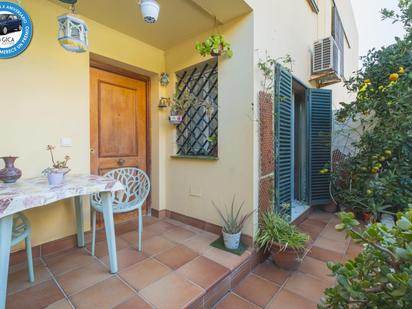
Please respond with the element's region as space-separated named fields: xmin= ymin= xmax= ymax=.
xmin=214 ymin=211 xmax=363 ymax=309
xmin=6 ymin=210 xmax=362 ymax=309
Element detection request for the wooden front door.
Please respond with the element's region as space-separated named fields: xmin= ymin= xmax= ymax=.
xmin=90 ymin=67 xmax=148 ymax=224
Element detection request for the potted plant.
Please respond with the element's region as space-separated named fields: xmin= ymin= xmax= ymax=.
xmin=42 ymin=145 xmax=71 ymax=186
xmin=169 ymin=90 xmax=193 ymax=125
xmin=195 ymin=34 xmax=233 ymax=58
xmin=213 ymin=196 xmax=254 ymax=250
xmin=256 ymin=211 xmax=309 ymax=270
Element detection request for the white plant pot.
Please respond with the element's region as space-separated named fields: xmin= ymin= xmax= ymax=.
xmin=222 ymin=231 xmax=241 ymax=250
xmin=169 ymin=114 xmax=183 ymax=125
xmin=381 ymin=214 xmax=395 ymax=229
xmin=140 ymin=0 xmax=160 ymax=23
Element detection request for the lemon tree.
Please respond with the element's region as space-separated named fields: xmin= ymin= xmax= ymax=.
xmin=332 ymin=0 xmax=412 ymax=219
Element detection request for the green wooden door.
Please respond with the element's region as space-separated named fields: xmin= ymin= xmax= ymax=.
xmin=307 ymin=88 xmax=332 ymax=205
xmin=275 ymin=64 xmax=293 ymax=215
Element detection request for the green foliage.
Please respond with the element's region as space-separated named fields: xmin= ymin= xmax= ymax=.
xmin=257 ymin=53 xmax=294 ymax=94
xmin=319 ymin=211 xmax=412 ymax=308
xmin=170 ymin=90 xmax=194 ymax=115
xmin=332 ymin=0 xmax=412 ymax=217
xmin=195 ymin=34 xmax=233 ymax=58
xmin=255 ymin=211 xmax=308 ymax=253
xmin=213 ymin=196 xmax=254 ymax=234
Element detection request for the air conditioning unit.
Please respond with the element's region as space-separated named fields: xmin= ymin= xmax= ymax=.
xmin=312 ymin=36 xmax=342 ymax=77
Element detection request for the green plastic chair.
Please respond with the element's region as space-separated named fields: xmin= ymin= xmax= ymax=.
xmin=90 ymin=168 xmax=150 ymax=254
xmin=12 ymin=213 xmax=35 ymax=283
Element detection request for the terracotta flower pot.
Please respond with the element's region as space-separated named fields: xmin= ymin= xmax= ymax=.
xmin=320 ymin=202 xmax=338 ymax=213
xmin=270 ymin=243 xmax=302 ymax=270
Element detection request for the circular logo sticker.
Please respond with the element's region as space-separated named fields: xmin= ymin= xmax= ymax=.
xmin=0 ymin=2 xmax=32 ymax=59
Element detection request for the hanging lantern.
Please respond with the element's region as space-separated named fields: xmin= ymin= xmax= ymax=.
xmin=57 ymin=0 xmax=88 ymax=53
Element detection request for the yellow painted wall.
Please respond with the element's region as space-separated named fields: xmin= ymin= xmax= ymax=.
xmin=1 ymin=0 xmax=358 ymax=248
xmin=1 ymin=0 xmax=165 ymax=249
xmin=164 ymin=15 xmax=256 ymax=236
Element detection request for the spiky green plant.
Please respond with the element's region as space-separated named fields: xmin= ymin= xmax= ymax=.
xmin=213 ymin=196 xmax=254 ymax=234
xmin=255 ymin=211 xmax=308 ymax=253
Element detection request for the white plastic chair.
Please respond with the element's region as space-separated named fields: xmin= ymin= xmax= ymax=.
xmin=90 ymin=168 xmax=150 ymax=254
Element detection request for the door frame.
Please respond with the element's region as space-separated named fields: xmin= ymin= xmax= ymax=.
xmin=89 ymin=56 xmax=152 ymax=215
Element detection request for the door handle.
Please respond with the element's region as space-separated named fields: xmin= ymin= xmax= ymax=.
xmin=117 ymin=159 xmax=125 ymax=166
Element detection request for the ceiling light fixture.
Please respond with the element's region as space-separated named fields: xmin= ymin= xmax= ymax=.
xmin=139 ymin=0 xmax=160 ymax=24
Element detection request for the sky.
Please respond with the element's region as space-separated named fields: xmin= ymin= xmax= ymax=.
xmin=350 ymin=0 xmax=406 ymax=58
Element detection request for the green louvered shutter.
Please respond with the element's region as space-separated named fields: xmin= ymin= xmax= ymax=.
xmin=307 ymin=88 xmax=332 ymax=205
xmin=275 ymin=64 xmax=293 ymax=213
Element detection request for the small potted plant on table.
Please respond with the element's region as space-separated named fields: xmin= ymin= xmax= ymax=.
xmin=256 ymin=211 xmax=309 ymax=270
xmin=42 ymin=145 xmax=71 ymax=186
xmin=214 ymin=196 xmax=254 ymax=250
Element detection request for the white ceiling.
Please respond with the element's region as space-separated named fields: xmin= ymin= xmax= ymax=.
xmin=48 ymin=0 xmax=252 ymax=50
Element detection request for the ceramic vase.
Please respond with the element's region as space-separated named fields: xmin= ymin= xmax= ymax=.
xmin=0 ymin=156 xmax=22 ymax=183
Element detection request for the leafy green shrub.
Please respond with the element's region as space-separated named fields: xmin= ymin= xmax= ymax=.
xmin=195 ymin=34 xmax=233 ymax=58
xmin=319 ymin=211 xmax=412 ymax=308
xmin=332 ymin=0 xmax=412 ymax=218
xmin=255 ymin=211 xmax=308 ymax=252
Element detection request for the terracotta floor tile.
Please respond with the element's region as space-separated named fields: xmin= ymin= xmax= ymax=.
xmin=43 ymin=248 xmax=96 ymax=275
xmin=144 ymin=221 xmax=176 ymax=235
xmin=313 ymin=236 xmax=348 ymax=254
xmin=284 ymin=272 xmax=331 ymax=303
xmin=309 ymin=246 xmax=344 ymax=263
xmin=143 ymin=216 xmax=159 ymax=226
xmin=120 ymin=230 xmax=158 ymax=247
xmin=85 ymin=237 xmax=130 ymax=258
xmin=203 ymin=247 xmax=251 ymax=270
xmin=7 ymin=261 xmax=51 ymax=295
xmin=70 ymin=277 xmax=135 ymax=309
xmin=114 ymin=295 xmax=153 ymax=309
xmin=139 ymin=272 xmax=204 ymax=309
xmin=252 ymin=260 xmax=290 ymax=285
xmin=101 ymin=248 xmax=147 ymax=271
xmin=177 ymin=256 xmax=229 ymax=290
xmin=183 ymin=232 xmax=218 ymax=254
xmin=299 ymin=256 xmax=335 ymax=283
xmin=142 ymin=235 xmax=177 ymax=256
xmin=6 ymin=280 xmax=64 ymax=309
xmin=320 ymin=224 xmax=348 ymax=242
xmin=120 ymin=258 xmax=171 ymax=290
xmin=309 ymin=211 xmax=333 ymax=223
xmin=298 ymin=222 xmax=325 ymax=241
xmin=215 ymin=293 xmax=260 ymax=309
xmin=155 ymin=245 xmax=198 ymax=269
xmin=45 ymin=299 xmax=73 ymax=309
xmin=345 ymin=242 xmax=364 ymax=260
xmin=234 ymin=274 xmax=279 ymax=307
xmin=203 ymin=276 xmax=231 ymax=308
xmin=267 ymin=289 xmax=317 ymax=309
xmin=162 ymin=226 xmax=197 ymax=243
xmin=56 ymin=259 xmax=112 ymax=295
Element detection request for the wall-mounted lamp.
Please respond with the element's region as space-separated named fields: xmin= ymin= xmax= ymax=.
xmin=158 ymin=97 xmax=171 ymax=109
xmin=160 ymin=72 xmax=170 ymax=87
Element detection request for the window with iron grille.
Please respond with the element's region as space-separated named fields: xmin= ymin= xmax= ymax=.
xmin=175 ymin=59 xmax=218 ymax=157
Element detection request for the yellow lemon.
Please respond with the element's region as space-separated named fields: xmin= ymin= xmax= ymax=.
xmin=399 ymin=67 xmax=405 ymax=74
xmin=389 ymin=73 xmax=399 ymax=81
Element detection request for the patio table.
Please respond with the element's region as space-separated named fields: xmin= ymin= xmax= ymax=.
xmin=0 ymin=174 xmax=124 ymax=309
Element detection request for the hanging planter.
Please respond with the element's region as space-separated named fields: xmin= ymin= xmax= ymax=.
xmin=195 ymin=34 xmax=233 ymax=58
xmin=139 ymin=0 xmax=160 ymax=24
xmin=168 ymin=90 xmax=193 ymax=125
xmin=57 ymin=0 xmax=88 ymax=53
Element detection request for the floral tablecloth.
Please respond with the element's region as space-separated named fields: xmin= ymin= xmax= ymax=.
xmin=0 ymin=174 xmax=124 ymax=218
